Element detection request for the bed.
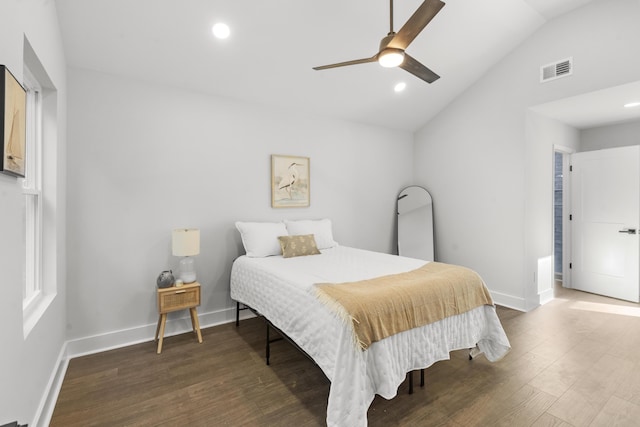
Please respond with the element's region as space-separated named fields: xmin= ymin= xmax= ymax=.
xmin=230 ymin=220 xmax=511 ymax=427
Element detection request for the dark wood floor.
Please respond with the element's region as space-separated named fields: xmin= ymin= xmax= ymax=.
xmin=51 ymin=284 xmax=640 ymax=426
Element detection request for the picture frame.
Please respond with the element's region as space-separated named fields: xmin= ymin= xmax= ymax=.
xmin=1 ymin=65 xmax=27 ymax=178
xmin=271 ymin=154 xmax=310 ymax=208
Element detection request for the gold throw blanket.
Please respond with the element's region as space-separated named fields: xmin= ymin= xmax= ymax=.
xmin=314 ymin=262 xmax=494 ymax=350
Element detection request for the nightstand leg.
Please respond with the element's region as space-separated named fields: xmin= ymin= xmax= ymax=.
xmin=157 ymin=314 xmax=167 ymax=354
xmin=189 ymin=309 xmax=196 ymax=334
xmin=155 ymin=315 xmax=162 ymax=342
xmin=190 ymin=307 xmax=203 ymax=343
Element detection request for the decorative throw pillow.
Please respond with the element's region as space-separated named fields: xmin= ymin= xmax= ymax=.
xmin=284 ymin=218 xmax=337 ymax=250
xmin=278 ymin=234 xmax=321 ymax=258
xmin=235 ymin=221 xmax=288 ymax=257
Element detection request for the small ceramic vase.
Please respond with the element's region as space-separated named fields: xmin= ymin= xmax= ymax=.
xmin=156 ymin=270 xmax=175 ymax=288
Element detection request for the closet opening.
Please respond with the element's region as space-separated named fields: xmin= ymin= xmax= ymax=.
xmin=553 ymin=147 xmax=573 ymax=291
xmin=554 ymin=151 xmax=563 ymax=285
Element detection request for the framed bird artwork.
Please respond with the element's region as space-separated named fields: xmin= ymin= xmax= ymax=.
xmin=271 ymin=154 xmax=310 ymax=208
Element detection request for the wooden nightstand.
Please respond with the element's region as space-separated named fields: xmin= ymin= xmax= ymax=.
xmin=155 ymin=281 xmax=203 ymax=354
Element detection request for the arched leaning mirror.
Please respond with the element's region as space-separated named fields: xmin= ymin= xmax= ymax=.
xmin=397 ymin=186 xmax=434 ymax=261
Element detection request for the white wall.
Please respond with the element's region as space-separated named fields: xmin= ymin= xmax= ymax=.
xmin=414 ymin=0 xmax=640 ymax=310
xmin=580 ymin=119 xmax=640 ymax=152
xmin=0 ymin=1 xmax=67 ymax=426
xmin=65 ymin=67 xmax=414 ymax=349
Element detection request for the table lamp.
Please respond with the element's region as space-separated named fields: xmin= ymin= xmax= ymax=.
xmin=172 ymin=228 xmax=200 ymax=283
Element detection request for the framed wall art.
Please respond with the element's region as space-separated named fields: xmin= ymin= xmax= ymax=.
xmin=271 ymin=154 xmax=310 ymax=208
xmin=1 ymin=65 xmax=27 ymax=177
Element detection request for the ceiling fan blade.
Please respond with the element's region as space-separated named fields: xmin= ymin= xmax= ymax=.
xmin=313 ymin=55 xmax=377 ymax=70
xmin=399 ymin=53 xmax=440 ymax=83
xmin=387 ymin=0 xmax=445 ymax=50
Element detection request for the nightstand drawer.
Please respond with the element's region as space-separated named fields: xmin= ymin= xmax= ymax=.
xmin=157 ymin=284 xmax=200 ymax=314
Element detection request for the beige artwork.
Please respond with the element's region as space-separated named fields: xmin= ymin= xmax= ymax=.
xmin=2 ymin=66 xmax=26 ymax=177
xmin=271 ymin=154 xmax=310 ymax=208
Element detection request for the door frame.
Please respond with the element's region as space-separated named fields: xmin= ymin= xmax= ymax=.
xmin=554 ymin=145 xmax=574 ymax=290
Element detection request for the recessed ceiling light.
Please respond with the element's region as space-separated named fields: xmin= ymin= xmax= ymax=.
xmin=624 ymin=101 xmax=640 ymax=108
xmin=394 ymin=82 xmax=406 ymax=93
xmin=212 ymin=23 xmax=230 ymax=39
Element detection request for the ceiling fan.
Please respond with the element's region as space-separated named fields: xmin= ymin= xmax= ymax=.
xmin=313 ymin=0 xmax=445 ymax=83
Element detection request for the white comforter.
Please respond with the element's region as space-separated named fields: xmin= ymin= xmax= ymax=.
xmin=230 ymin=246 xmax=510 ymax=426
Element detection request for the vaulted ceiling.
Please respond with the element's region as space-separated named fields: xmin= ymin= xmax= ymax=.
xmin=55 ymin=0 xmax=597 ymax=132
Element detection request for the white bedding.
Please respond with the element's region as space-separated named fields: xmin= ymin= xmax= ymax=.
xmin=230 ymin=246 xmax=511 ymax=427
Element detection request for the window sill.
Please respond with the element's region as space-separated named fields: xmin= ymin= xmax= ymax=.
xmin=23 ymin=292 xmax=56 ymax=339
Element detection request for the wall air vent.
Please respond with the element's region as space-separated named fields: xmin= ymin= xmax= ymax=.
xmin=540 ymin=57 xmax=573 ymax=83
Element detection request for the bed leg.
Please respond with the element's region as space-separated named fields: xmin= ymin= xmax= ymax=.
xmin=469 ymin=345 xmax=482 ymax=360
xmin=266 ymin=322 xmax=271 ymax=366
xmin=408 ymin=369 xmax=425 ymax=394
xmin=235 ymin=301 xmax=240 ymax=327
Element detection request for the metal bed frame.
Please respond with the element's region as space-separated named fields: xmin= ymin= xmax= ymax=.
xmin=235 ymin=301 xmax=425 ymax=394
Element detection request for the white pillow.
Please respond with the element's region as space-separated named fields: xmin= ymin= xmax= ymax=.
xmin=235 ymin=221 xmax=288 ymax=257
xmin=284 ymin=219 xmax=337 ymax=250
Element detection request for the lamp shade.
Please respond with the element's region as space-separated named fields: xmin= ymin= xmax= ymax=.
xmin=172 ymin=228 xmax=200 ymax=256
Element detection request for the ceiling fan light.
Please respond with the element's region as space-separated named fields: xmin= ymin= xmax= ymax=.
xmin=378 ymin=49 xmax=405 ymax=68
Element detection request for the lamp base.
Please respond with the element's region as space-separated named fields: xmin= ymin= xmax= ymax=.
xmin=180 ymin=274 xmax=196 ymax=284
xmin=179 ymin=256 xmax=197 ymax=284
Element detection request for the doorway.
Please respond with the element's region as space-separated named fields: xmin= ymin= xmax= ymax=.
xmin=553 ymin=147 xmax=573 ymax=290
xmin=554 ymin=145 xmax=640 ymax=302
xmin=531 ymin=81 xmax=640 ymax=306
xmin=554 ymin=152 xmax=563 ymax=283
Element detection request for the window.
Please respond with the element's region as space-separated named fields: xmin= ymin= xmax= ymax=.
xmin=22 ymin=65 xmax=43 ymax=313
xmin=21 ymin=39 xmax=59 ymax=338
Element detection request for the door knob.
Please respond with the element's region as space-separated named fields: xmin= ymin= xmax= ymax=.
xmin=619 ymin=229 xmax=637 ymax=234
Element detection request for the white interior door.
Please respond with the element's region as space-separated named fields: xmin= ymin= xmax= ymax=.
xmin=571 ymin=146 xmax=639 ymax=302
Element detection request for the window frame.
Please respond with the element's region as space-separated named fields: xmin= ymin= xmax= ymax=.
xmin=21 ymin=65 xmax=44 ymax=318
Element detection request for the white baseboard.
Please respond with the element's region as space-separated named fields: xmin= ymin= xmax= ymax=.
xmin=32 ymin=342 xmax=69 ymax=427
xmin=490 ymin=290 xmax=527 ymax=312
xmin=66 ymin=305 xmax=255 ymax=359
xmin=538 ymin=288 xmax=555 ymax=305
